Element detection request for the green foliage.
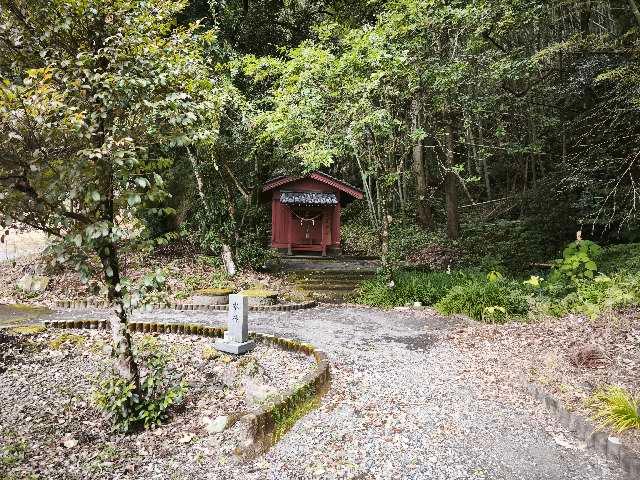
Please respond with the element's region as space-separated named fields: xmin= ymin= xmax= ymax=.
xmin=435 ymin=278 xmax=529 ymax=321
xmin=94 ymin=344 xmax=188 ymax=433
xmin=342 ymin=220 xmax=447 ymax=260
xmin=587 ymin=386 xmax=640 ymax=433
xmin=549 ymin=240 xmax=602 ymax=283
xmin=357 ymin=270 xmax=470 ymax=308
xmin=0 ymin=434 xmax=28 ymax=468
xmin=341 ymin=223 xmax=379 ymax=257
xmin=543 ymin=273 xmax=640 ymax=319
xmin=458 ymin=220 xmax=556 ymax=274
xmin=598 ymin=243 xmax=640 ymax=274
xmin=0 ymin=0 xmax=223 ymax=312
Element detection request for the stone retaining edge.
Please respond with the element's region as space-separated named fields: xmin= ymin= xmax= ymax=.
xmin=525 ymin=382 xmax=640 ymax=478
xmin=53 ymin=299 xmax=318 ymax=312
xmin=42 ymin=318 xmax=330 ymax=458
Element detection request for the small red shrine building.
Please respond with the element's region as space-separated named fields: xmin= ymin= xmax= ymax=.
xmin=263 ymin=172 xmax=363 ymax=256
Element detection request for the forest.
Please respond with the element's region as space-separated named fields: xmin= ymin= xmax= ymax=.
xmin=0 ymin=1 xmax=640 ymax=479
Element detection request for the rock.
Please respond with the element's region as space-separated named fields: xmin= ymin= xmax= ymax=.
xmin=413 ymin=301 xmax=423 ymax=308
xmin=178 ymin=433 xmax=195 ymax=444
xmin=244 ymin=379 xmax=277 ymax=405
xmin=205 ymin=416 xmax=229 ymax=434
xmin=62 ymin=437 xmax=78 ymax=449
xmin=16 ymin=274 xmax=50 ymax=293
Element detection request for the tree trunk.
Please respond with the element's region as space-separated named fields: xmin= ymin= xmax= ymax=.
xmin=380 ymin=195 xmax=390 ymax=266
xmin=411 ymin=97 xmax=433 ymax=228
xmin=478 ymin=118 xmax=492 ymax=200
xmin=100 ymin=244 xmax=140 ymax=390
xmin=580 ymin=2 xmax=592 ymax=37
xmin=187 ymin=147 xmax=237 ymax=276
xmin=445 ymin=121 xmax=460 ymax=240
xmin=629 ymin=0 xmax=640 ymax=27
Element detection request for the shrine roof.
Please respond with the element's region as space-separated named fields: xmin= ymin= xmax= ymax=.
xmin=263 ymin=171 xmax=364 ymax=199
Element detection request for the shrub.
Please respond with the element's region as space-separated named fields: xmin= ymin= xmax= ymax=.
xmin=94 ymin=344 xmax=187 ymax=433
xmin=542 ymin=273 xmax=640 ymax=319
xmin=587 ymin=386 xmax=640 ymax=433
xmin=549 ymin=240 xmax=602 ymax=284
xmin=340 ymin=223 xmax=379 ymax=257
xmin=435 ymin=278 xmax=529 ymax=321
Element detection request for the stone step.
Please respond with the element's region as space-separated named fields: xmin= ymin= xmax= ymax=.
xmin=297 ymin=285 xmax=357 ymax=292
xmin=294 ymin=279 xmax=364 ymax=286
xmin=289 ymin=273 xmax=375 ymax=281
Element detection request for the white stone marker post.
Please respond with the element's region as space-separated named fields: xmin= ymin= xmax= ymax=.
xmin=215 ymin=294 xmax=255 ymax=354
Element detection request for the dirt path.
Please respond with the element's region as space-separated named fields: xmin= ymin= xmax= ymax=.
xmin=43 ymin=305 xmax=625 ymax=480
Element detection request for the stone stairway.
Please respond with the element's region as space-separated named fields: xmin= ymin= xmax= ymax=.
xmin=288 ymin=269 xmax=377 ymax=303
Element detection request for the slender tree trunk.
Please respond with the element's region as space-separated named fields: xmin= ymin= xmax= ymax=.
xmin=580 ymin=2 xmax=592 ymax=37
xmin=380 ymin=193 xmax=390 ymax=266
xmin=100 ymin=243 xmax=140 ymax=390
xmin=411 ymin=98 xmax=433 ymax=227
xmin=478 ymin=118 xmax=492 ymax=200
xmin=356 ymin=154 xmax=378 ymax=227
xmin=445 ymin=120 xmax=460 ymax=240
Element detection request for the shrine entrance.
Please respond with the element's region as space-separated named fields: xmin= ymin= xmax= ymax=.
xmin=290 ymin=207 xmax=325 ymax=246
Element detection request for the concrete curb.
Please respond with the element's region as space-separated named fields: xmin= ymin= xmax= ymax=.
xmin=525 ymin=382 xmax=640 ymax=478
xmin=42 ymin=318 xmax=330 ymax=458
xmin=53 ymin=299 xmax=318 ymax=312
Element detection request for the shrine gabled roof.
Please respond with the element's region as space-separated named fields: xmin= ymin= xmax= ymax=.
xmin=263 ymin=171 xmax=364 ymax=199
xmin=280 ymin=191 xmax=338 ymax=206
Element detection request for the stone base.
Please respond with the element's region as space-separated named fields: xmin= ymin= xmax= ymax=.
xmin=215 ymin=339 xmax=256 ymax=355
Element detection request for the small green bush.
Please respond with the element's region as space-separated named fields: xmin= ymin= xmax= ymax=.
xmin=587 ymin=386 xmax=640 ymax=433
xmin=435 ymin=278 xmax=529 ymax=321
xmin=94 ymin=346 xmax=188 ymax=433
xmin=549 ymin=240 xmax=602 ymax=284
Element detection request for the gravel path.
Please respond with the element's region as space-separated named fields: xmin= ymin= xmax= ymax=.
xmin=44 ymin=305 xmax=625 ymax=480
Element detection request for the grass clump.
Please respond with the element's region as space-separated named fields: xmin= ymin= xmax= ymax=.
xmin=435 ymin=278 xmax=529 ymax=321
xmin=587 ymin=386 xmax=640 ymax=433
xmin=357 ymin=270 xmax=470 ymax=308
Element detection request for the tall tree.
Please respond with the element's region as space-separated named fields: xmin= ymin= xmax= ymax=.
xmin=0 ymin=0 xmax=221 ymax=385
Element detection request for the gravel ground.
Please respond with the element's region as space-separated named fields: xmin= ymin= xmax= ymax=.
xmin=29 ymin=305 xmax=626 ymax=480
xmin=0 ymin=329 xmax=314 ymax=480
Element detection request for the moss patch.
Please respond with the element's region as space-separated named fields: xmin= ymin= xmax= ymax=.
xmin=240 ymin=289 xmax=277 ymax=297
xmin=272 ymin=391 xmax=320 ymax=442
xmin=194 ymin=288 xmax=234 ymax=296
xmin=8 ymin=325 xmax=46 ymax=335
xmin=48 ymin=332 xmax=86 ymax=350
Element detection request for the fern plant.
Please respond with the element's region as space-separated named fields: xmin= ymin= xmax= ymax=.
xmin=587 ymin=386 xmax=640 ymax=433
